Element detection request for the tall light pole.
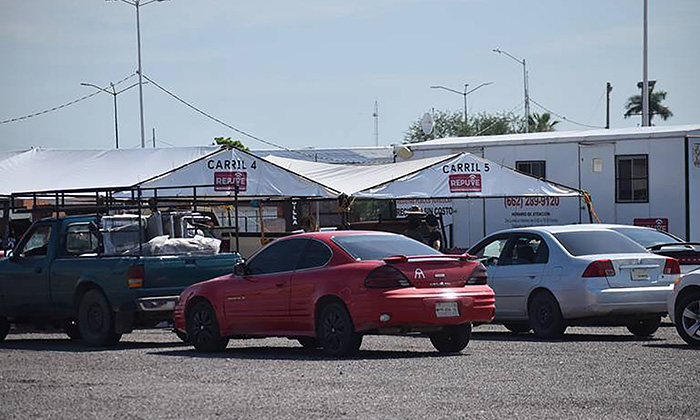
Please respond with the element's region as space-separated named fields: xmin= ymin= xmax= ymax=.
xmin=430 ymin=82 xmax=493 ymax=124
xmin=641 ymin=0 xmax=650 ymax=127
xmin=110 ymin=0 xmax=168 ymax=148
xmin=493 ymin=48 xmax=530 ymax=133
xmin=81 ymin=81 xmax=142 ymax=149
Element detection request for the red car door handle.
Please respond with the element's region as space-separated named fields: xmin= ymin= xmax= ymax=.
xmin=275 ymin=282 xmax=285 ymax=288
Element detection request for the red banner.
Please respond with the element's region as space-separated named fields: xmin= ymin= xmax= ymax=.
xmin=449 ymin=174 xmax=482 ymax=192
xmin=214 ymin=171 xmax=247 ymax=191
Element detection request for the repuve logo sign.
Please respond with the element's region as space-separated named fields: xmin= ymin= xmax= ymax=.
xmin=214 ymin=171 xmax=247 ymax=191
xmin=449 ymin=174 xmax=481 ymax=192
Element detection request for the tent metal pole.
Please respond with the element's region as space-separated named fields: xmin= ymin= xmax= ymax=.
xmin=234 ymin=186 xmax=240 ymax=253
xmin=482 ymin=197 xmax=486 ymax=238
xmin=2 ymin=201 xmax=9 ymax=250
xmin=138 ymin=187 xmax=143 ymax=257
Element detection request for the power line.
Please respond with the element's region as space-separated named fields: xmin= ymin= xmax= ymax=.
xmin=141 ymin=73 xmax=357 ymax=163
xmin=473 ymin=101 xmax=524 ymax=136
xmin=529 ymin=97 xmax=605 ymax=129
xmin=0 ymin=73 xmax=137 ymax=125
xmin=141 ymin=73 xmax=294 ymax=152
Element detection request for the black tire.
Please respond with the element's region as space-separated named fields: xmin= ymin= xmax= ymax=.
xmin=0 ymin=316 xmax=9 ymax=342
xmin=528 ymin=292 xmax=567 ymax=338
xmin=64 ymin=320 xmax=82 ymax=341
xmin=675 ymin=291 xmax=700 ymax=347
xmin=430 ymin=323 xmax=472 ymax=353
xmin=297 ymin=337 xmax=321 ymax=349
xmin=78 ymin=290 xmax=122 ymax=347
xmin=503 ymin=321 xmax=532 ymax=334
xmin=186 ymin=301 xmax=228 ymax=352
xmin=626 ymin=315 xmax=662 ymax=337
xmin=317 ymin=302 xmax=362 ymax=356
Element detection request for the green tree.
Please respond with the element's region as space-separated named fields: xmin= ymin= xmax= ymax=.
xmin=624 ymin=85 xmax=673 ymax=124
xmin=404 ymin=110 xmax=524 ymax=143
xmin=213 ymin=137 xmax=249 ymax=151
xmin=528 ymin=112 xmax=559 ymax=132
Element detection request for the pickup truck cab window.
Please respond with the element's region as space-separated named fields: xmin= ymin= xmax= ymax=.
xmin=16 ymin=224 xmax=52 ymax=257
xmin=64 ymin=223 xmax=99 ymax=256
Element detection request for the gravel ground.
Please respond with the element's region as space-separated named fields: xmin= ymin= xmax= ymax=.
xmin=0 ymin=323 xmax=696 ymax=420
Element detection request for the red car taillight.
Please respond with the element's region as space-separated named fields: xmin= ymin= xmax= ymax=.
xmin=466 ymin=263 xmax=488 ymax=285
xmin=127 ymin=265 xmax=145 ymax=288
xmin=365 ymin=265 xmax=412 ymax=288
xmin=663 ymin=258 xmax=681 ymax=275
xmin=582 ymin=260 xmax=616 ymax=278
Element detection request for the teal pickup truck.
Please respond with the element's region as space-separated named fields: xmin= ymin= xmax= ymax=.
xmin=0 ymin=215 xmax=241 ymax=346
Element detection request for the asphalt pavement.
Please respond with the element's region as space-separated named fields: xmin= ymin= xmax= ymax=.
xmin=0 ymin=323 xmax=696 ymax=419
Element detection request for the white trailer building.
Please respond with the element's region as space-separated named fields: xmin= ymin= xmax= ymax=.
xmin=402 ymin=125 xmax=700 ymax=244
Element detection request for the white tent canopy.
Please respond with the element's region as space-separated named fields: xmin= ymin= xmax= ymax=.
xmin=133 ymin=147 xmax=339 ymax=199
xmin=0 ymin=146 xmax=221 ymax=196
xmin=267 ymin=153 xmax=581 ymax=199
xmin=265 ymin=154 xmax=452 ymax=196
xmin=355 ymin=153 xmax=580 ymax=198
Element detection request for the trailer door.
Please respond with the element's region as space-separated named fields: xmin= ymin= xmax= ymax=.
xmin=579 ymin=143 xmax=615 ymax=223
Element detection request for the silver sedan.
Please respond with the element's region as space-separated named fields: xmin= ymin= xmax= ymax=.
xmin=468 ymin=225 xmax=681 ymax=338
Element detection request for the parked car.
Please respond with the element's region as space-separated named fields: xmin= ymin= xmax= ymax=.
xmin=174 ymin=231 xmax=495 ymax=356
xmin=667 ymin=269 xmax=700 ymax=347
xmin=467 ymin=225 xmax=681 ymax=338
xmin=0 ymin=215 xmax=241 ymax=346
xmin=593 ymin=224 xmax=700 ymax=274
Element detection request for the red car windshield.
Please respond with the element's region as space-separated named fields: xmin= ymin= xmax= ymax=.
xmin=333 ymin=234 xmax=441 ymax=261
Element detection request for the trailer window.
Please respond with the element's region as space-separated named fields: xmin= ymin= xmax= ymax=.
xmin=616 ymin=155 xmax=648 ymax=203
xmin=516 ymin=161 xmax=546 ymax=179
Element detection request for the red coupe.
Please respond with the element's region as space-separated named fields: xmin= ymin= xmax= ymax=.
xmin=174 ymin=231 xmax=495 ymax=356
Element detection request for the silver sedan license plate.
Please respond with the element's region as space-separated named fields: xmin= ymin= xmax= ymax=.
xmin=435 ymin=301 xmax=459 ymax=318
xmin=631 ymin=268 xmax=650 ymax=281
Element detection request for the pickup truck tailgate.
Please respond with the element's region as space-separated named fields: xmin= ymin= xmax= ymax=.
xmin=143 ymin=254 xmax=241 ymax=292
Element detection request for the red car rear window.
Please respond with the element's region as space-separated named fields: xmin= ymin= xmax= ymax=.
xmin=333 ymin=234 xmax=441 ymax=261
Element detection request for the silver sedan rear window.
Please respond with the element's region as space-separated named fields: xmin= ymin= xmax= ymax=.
xmin=553 ymin=231 xmax=647 ymax=256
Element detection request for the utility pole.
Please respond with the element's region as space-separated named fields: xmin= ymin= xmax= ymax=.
xmin=642 ymin=0 xmax=650 ymax=127
xmin=372 ymin=100 xmax=379 ymax=146
xmin=111 ymin=0 xmax=168 ymax=147
xmin=493 ymin=49 xmax=529 ymax=133
xmin=606 ymin=82 xmax=613 ymax=129
xmin=152 ymin=127 xmax=156 ymax=148
xmin=81 ymin=80 xmax=141 ymax=149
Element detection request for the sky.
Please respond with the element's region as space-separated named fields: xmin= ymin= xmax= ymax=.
xmin=0 ymin=0 xmax=698 ymax=152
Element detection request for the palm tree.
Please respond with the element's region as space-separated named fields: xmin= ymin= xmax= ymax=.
xmin=624 ymin=85 xmax=673 ymax=124
xmin=528 ymin=112 xmax=559 ymax=132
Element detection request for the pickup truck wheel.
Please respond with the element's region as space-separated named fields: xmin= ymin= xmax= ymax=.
xmin=0 ymin=316 xmax=9 ymax=342
xmin=187 ymin=301 xmax=228 ymax=352
xmin=430 ymin=323 xmax=472 ymax=353
xmin=78 ymin=290 xmax=121 ymax=347
xmin=64 ymin=320 xmax=82 ymax=341
xmin=626 ymin=315 xmax=661 ymax=337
